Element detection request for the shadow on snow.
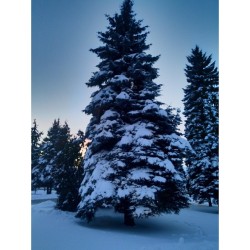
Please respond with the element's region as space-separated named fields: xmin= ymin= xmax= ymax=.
xmin=75 ymin=207 xmax=208 ymax=241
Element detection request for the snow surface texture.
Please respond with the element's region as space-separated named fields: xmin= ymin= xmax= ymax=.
xmin=31 ymin=189 xmax=57 ymax=200
xmin=32 ymin=199 xmax=218 ymax=250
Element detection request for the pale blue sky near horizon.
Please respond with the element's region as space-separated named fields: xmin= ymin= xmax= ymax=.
xmin=32 ymin=0 xmax=218 ymax=135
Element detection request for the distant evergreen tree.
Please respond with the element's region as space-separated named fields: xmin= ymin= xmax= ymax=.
xmin=183 ymin=46 xmax=219 ymax=206
xmin=76 ymin=0 xmax=191 ymax=226
xmin=31 ymin=119 xmax=43 ymax=191
xmin=32 ymin=119 xmax=85 ymax=208
xmin=51 ymin=121 xmax=72 ymax=187
xmin=55 ymin=129 xmax=84 ymax=211
xmin=32 ymin=119 xmax=62 ymax=194
xmin=164 ymin=107 xmax=187 ymax=176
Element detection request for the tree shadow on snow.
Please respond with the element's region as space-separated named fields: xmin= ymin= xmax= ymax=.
xmin=75 ymin=208 xmax=201 ymax=240
xmin=189 ymin=204 xmax=219 ymax=214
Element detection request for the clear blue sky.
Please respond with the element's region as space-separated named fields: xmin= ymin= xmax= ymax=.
xmin=32 ymin=0 xmax=218 ymax=135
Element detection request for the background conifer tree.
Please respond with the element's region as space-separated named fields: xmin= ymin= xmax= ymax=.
xmin=32 ymin=119 xmax=85 ymax=209
xmin=32 ymin=119 xmax=65 ymax=194
xmin=183 ymin=46 xmax=219 ymax=206
xmin=77 ymin=0 xmax=191 ymax=226
xmin=31 ymin=119 xmax=43 ymax=191
xmin=55 ymin=129 xmax=84 ymax=211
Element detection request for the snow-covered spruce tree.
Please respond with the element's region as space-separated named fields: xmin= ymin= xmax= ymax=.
xmin=76 ymin=0 xmax=190 ymax=226
xmin=55 ymin=129 xmax=84 ymax=212
xmin=33 ymin=119 xmax=63 ymax=194
xmin=183 ymin=46 xmax=219 ymax=206
xmin=31 ymin=119 xmax=43 ymax=191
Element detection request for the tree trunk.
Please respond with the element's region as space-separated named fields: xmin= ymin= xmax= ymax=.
xmin=208 ymin=198 xmax=212 ymax=207
xmin=47 ymin=186 xmax=52 ymax=194
xmin=124 ymin=211 xmax=135 ymax=226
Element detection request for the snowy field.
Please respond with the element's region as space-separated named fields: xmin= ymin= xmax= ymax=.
xmin=32 ymin=190 xmax=218 ymax=250
xmin=32 ymin=189 xmax=58 ymax=200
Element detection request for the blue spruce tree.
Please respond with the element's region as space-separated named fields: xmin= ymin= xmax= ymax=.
xmin=77 ymin=0 xmax=191 ymax=225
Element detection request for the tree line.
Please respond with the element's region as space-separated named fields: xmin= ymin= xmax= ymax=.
xmin=31 ymin=119 xmax=84 ymax=211
xmin=32 ymin=0 xmax=218 ymax=226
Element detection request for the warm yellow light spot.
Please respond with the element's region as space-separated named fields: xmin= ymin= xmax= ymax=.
xmin=81 ymin=138 xmax=92 ymax=157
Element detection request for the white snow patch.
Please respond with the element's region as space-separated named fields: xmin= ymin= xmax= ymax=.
xmin=117 ymin=134 xmax=133 ymax=146
xmin=152 ymin=176 xmax=166 ymax=183
xmin=90 ymin=179 xmax=115 ymax=200
xmin=91 ymin=160 xmax=110 ymax=180
xmin=131 ymin=169 xmax=151 ymax=180
xmin=91 ymin=86 xmax=115 ymax=103
xmin=158 ymin=159 xmax=176 ymax=172
xmin=133 ymin=206 xmax=152 ymax=217
xmin=93 ymin=70 xmax=108 ymax=78
xmin=110 ymin=74 xmax=129 ymax=83
xmin=100 ymin=110 xmax=118 ymax=120
xmin=158 ymin=109 xmax=168 ymax=117
xmin=116 ymin=91 xmax=130 ymax=100
xmin=170 ymin=133 xmax=192 ymax=150
xmin=134 ymin=127 xmax=152 ymax=139
xmin=147 ymin=157 xmax=161 ymax=165
xmin=143 ymin=101 xmax=159 ymax=112
xmin=96 ymin=129 xmax=114 ymax=140
xmin=135 ymin=186 xmax=157 ymax=200
xmin=117 ymin=187 xmax=133 ymax=198
xmin=136 ymin=138 xmax=153 ymax=147
xmin=114 ymin=160 xmax=126 ymax=168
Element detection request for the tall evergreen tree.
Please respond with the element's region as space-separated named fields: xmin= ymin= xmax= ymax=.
xmin=31 ymin=119 xmax=43 ymax=191
xmin=55 ymin=129 xmax=84 ymax=211
xmin=32 ymin=119 xmax=63 ymax=194
xmin=183 ymin=45 xmax=219 ymax=206
xmin=77 ymin=0 xmax=191 ymax=226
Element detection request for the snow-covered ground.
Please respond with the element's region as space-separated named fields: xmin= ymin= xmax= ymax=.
xmin=32 ymin=189 xmax=57 ymax=200
xmin=32 ymin=190 xmax=218 ymax=250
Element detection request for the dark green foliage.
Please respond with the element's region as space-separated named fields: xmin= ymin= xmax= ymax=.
xmin=35 ymin=119 xmax=63 ymax=194
xmin=55 ymin=130 xmax=84 ymax=212
xmin=183 ymin=46 xmax=219 ymax=206
xmin=31 ymin=119 xmax=43 ymax=190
